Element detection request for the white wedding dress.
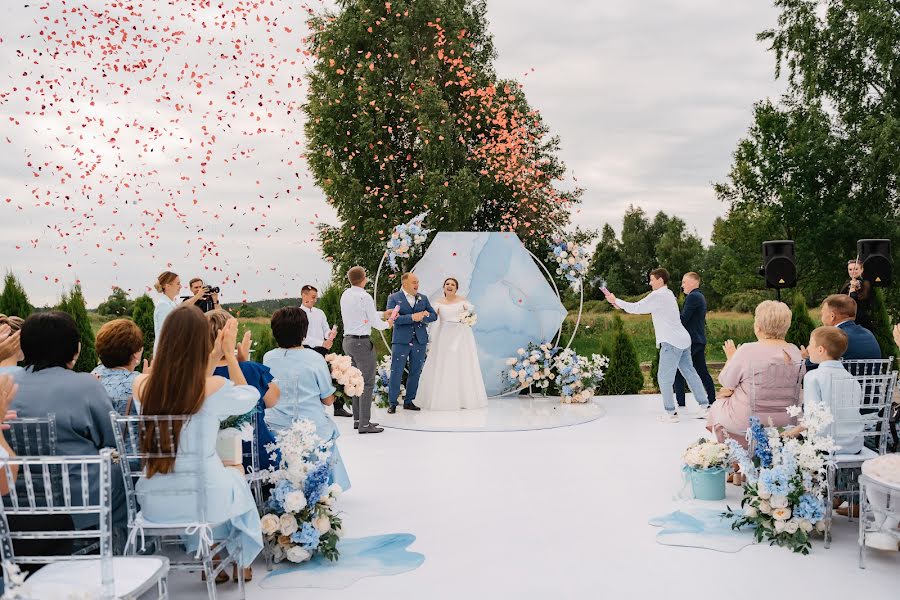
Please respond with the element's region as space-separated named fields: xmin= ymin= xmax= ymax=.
xmin=417 ymin=300 xmax=488 ymax=411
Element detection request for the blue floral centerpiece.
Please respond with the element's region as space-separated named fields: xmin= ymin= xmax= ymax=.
xmin=553 ymin=348 xmax=608 ymax=403
xmin=386 ymin=213 xmax=431 ymax=271
xmin=502 ymin=342 xmax=559 ymax=392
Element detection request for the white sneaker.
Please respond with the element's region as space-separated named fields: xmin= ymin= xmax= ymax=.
xmin=695 ymin=406 xmax=710 ymax=420
xmin=658 ymin=413 xmax=680 ymax=423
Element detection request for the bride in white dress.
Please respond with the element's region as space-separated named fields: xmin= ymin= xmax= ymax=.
xmin=417 ymin=278 xmax=489 ymax=411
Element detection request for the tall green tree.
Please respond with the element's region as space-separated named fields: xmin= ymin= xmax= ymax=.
xmin=57 ymin=284 xmax=97 ymax=373
xmin=97 ymin=287 xmax=134 ymax=317
xmin=317 ymin=283 xmax=345 ymax=353
xmin=304 ymin=0 xmax=580 ymax=278
xmin=132 ymin=295 xmax=155 ymax=361
xmin=599 ymin=315 xmax=644 ymax=395
xmin=0 ymin=273 xmax=33 ymax=318
xmin=586 ymin=225 xmax=627 ymax=301
xmin=785 ymin=292 xmax=816 ymax=348
xmin=655 ymin=216 xmax=705 ymax=294
xmin=870 ymin=289 xmax=899 ymax=365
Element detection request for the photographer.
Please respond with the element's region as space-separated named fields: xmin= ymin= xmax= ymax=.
xmin=185 ymin=278 xmax=220 ymax=313
xmin=839 ymin=259 xmax=873 ymax=331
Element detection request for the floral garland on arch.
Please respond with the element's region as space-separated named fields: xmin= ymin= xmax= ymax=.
xmin=553 ymin=349 xmax=609 ymax=403
xmin=386 ymin=212 xmax=431 ymax=271
xmin=261 ymin=420 xmax=343 ymax=563
xmin=723 ymin=404 xmax=835 ymax=554
xmin=325 ymin=353 xmax=364 ymax=400
xmin=549 ymin=237 xmax=590 ymax=288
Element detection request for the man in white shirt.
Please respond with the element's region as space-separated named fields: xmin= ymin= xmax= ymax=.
xmin=340 ymin=266 xmax=394 ymax=434
xmin=301 ymin=284 xmax=351 ymax=417
xmin=605 ymin=268 xmax=710 ymax=422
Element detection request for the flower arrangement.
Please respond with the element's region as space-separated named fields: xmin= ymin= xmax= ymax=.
xmin=458 ymin=303 xmax=477 ymax=328
xmin=386 ymin=212 xmax=431 ymax=271
xmin=553 ymin=349 xmax=608 ymax=403
xmin=683 ymin=438 xmax=731 ymax=470
xmin=550 ymin=237 xmax=590 ymax=287
xmin=324 ymin=353 xmax=364 ymax=399
xmin=374 ymin=355 xmax=403 ymax=408
xmin=502 ymin=342 xmax=558 ymax=392
xmin=261 ymin=419 xmax=343 ymax=563
xmin=723 ymin=404 xmax=836 ymax=554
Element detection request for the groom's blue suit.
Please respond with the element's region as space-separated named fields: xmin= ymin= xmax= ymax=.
xmin=387 ymin=290 xmax=438 ymax=408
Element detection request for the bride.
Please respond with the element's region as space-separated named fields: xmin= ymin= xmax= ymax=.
xmin=417 ymin=278 xmax=488 ymax=411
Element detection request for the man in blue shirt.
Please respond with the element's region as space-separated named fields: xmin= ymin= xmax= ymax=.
xmin=674 ymin=272 xmax=716 ymax=408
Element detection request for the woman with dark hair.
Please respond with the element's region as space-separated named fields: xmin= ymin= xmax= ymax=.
xmin=134 ymin=306 xmax=262 ymax=581
xmin=416 ymin=277 xmax=488 ymax=410
xmin=263 ymin=306 xmax=350 ymax=491
xmin=91 ymin=318 xmax=145 ymax=415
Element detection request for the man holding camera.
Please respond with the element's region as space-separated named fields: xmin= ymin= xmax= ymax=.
xmin=187 ymin=278 xmax=220 ymax=313
xmin=840 ymin=259 xmax=874 ymax=331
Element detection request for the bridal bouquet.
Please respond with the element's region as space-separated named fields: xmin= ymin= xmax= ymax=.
xmin=723 ymin=404 xmax=835 ymax=554
xmin=261 ymin=420 xmax=343 ymax=563
xmin=325 ymin=353 xmax=364 ymax=399
xmin=459 ymin=303 xmax=477 ymax=327
xmin=386 ymin=212 xmax=430 ymax=271
xmin=550 ymin=238 xmax=589 ymax=287
xmin=553 ymin=349 xmax=609 ymax=403
xmin=374 ymin=355 xmax=404 ymax=408
xmin=503 ymin=343 xmax=558 ymax=392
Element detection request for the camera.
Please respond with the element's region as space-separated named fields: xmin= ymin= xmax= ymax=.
xmin=203 ymin=286 xmax=220 ymax=298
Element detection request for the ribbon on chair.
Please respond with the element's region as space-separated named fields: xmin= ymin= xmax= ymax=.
xmin=125 ymin=517 xmax=148 ymax=554
xmin=185 ymin=523 xmax=215 ymax=559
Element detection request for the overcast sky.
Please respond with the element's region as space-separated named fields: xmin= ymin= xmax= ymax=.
xmin=0 ymin=0 xmax=783 ymax=306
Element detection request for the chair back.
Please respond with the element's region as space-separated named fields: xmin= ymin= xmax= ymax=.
xmin=3 ymin=415 xmax=57 ymax=457
xmin=109 ymin=413 xmax=210 ymax=534
xmin=841 ymin=357 xmax=894 ymax=377
xmin=241 ymin=415 xmax=264 ymax=512
xmin=0 ymin=450 xmax=115 ymax=599
xmin=827 ymin=372 xmax=897 ymax=456
xmin=749 ymin=360 xmax=805 ymax=429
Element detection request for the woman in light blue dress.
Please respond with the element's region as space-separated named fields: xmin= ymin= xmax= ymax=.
xmin=264 ymin=306 xmax=350 ymax=492
xmin=134 ymin=306 xmax=262 ymax=581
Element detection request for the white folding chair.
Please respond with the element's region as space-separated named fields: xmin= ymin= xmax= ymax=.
xmin=111 ymin=412 xmax=248 ymax=600
xmin=0 ymin=449 xmax=169 ymax=599
xmin=858 ymin=474 xmax=900 ymax=567
xmin=823 ymin=371 xmax=897 ymax=548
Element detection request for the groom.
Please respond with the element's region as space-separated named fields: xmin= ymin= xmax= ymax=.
xmin=386 ymin=273 xmax=438 ymax=413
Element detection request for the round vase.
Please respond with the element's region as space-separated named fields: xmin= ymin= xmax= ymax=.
xmin=689 ymin=466 xmax=727 ymax=501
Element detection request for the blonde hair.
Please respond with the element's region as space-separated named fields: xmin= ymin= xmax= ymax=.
xmin=684 ymin=272 xmax=700 ymax=283
xmin=754 ymin=300 xmax=792 ymax=340
xmin=0 ymin=315 xmax=24 ymax=332
xmin=206 ymin=309 xmax=233 ymax=347
xmin=154 ymin=271 xmax=178 ymax=293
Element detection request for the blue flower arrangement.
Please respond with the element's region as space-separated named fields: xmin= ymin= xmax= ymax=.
xmin=386 ymin=213 xmax=431 ymax=271
xmin=549 ymin=237 xmax=590 ymax=288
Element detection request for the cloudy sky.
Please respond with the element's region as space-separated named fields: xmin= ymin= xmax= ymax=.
xmin=0 ymin=0 xmax=784 ymax=306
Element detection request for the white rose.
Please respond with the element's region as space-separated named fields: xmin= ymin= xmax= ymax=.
xmin=759 ymin=500 xmax=772 ymax=514
xmin=517 ymin=348 xmax=526 ymax=356
xmin=279 ymin=514 xmax=298 ymax=536
xmin=283 ymin=490 xmax=307 ymax=513
xmin=771 ymin=507 xmax=791 ymax=521
xmin=798 ymin=519 xmax=813 ymax=533
xmin=568 ymin=257 xmax=576 ymax=265
xmin=744 ymin=506 xmax=758 ymax=518
xmin=286 ymin=546 xmax=312 ymax=563
xmin=774 ymin=520 xmax=787 ymax=533
xmin=260 ymin=514 xmax=280 ymax=536
xmin=757 ymin=483 xmax=772 ymax=499
xmin=769 ymin=495 xmax=788 ymax=509
xmin=784 ymin=520 xmax=799 ymax=534
xmin=509 ymin=370 xmax=519 ymax=378
xmin=559 ymin=251 xmax=568 ymax=259
xmin=327 ymin=483 xmax=343 ymax=498
xmin=815 ymin=520 xmax=827 ymax=532
xmin=506 ymin=358 xmax=517 ymax=366
xmin=319 ymin=494 xmax=333 ymax=506
xmin=314 ymin=514 xmax=331 ymax=535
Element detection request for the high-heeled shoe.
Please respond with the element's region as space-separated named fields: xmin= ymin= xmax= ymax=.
xmin=201 ymin=564 xmax=229 ymax=584
xmin=233 ymin=564 xmax=253 ymax=582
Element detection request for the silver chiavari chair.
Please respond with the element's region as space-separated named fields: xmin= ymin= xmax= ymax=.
xmin=858 ymin=474 xmax=900 ymax=567
xmin=823 ymin=371 xmax=897 ymax=549
xmin=111 ymin=412 xmax=248 ymax=600
xmin=3 ymin=414 xmax=57 ymax=457
xmin=0 ymin=449 xmax=169 ymax=599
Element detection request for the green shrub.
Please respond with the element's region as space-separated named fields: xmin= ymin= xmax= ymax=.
xmin=57 ymin=284 xmax=98 ymax=373
xmin=317 ymin=283 xmax=344 ymax=353
xmin=132 ymin=295 xmax=155 ymax=361
xmin=785 ymin=292 xmax=816 ymax=348
xmin=719 ymin=290 xmax=771 ymax=313
xmin=599 ymin=315 xmax=644 ymax=395
xmin=249 ymin=325 xmax=278 ymax=363
xmin=870 ymin=289 xmax=899 ymax=366
xmin=0 ymin=272 xmax=32 ymax=318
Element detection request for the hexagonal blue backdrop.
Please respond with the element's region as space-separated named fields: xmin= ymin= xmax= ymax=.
xmin=411 ymin=232 xmax=567 ymax=396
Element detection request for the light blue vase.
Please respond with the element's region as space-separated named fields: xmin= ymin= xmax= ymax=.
xmin=688 ymin=467 xmax=727 ymax=501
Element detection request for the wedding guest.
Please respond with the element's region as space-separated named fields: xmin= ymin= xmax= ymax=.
xmin=0 ymin=316 xmax=24 ymax=379
xmin=784 ymin=326 xmax=863 ymax=455
xmin=0 ymin=374 xmax=20 ymax=495
xmin=206 ymin=310 xmax=281 ymax=472
xmin=673 ymin=272 xmax=716 ymax=408
xmin=263 ymin=307 xmax=350 ymax=491
xmin=801 ymin=294 xmax=881 ymax=368
xmin=605 ymin=268 xmax=710 ymax=422
xmin=188 ymin=277 xmax=220 ymax=313
xmin=91 ymin=319 xmax=145 ymax=415
xmin=152 ymin=271 xmax=206 ymax=356
xmin=840 ymin=259 xmax=874 ymax=331
xmin=340 ymin=266 xmax=393 ymax=434
xmin=11 ymin=312 xmax=127 ymax=531
xmin=301 ymin=284 xmax=351 ymax=418
xmin=134 ymin=306 xmax=262 ymax=582
xmin=706 ymin=300 xmax=804 ymax=447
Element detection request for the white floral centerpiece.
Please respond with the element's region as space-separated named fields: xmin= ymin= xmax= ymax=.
xmin=723 ymin=403 xmax=835 ymax=554
xmin=374 ymin=354 xmax=403 ymax=408
xmin=553 ymin=349 xmax=608 ymax=403
xmin=261 ymin=420 xmax=343 ymax=563
xmin=324 ymin=353 xmax=364 ymax=402
xmin=683 ymin=438 xmax=731 ymax=470
xmin=502 ymin=342 xmax=558 ymax=392
xmin=458 ymin=302 xmax=477 ymax=328
xmin=386 ymin=212 xmax=430 ymax=271
xmin=550 ymin=237 xmax=590 ymax=288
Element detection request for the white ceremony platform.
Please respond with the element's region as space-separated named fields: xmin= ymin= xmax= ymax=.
xmin=170 ymin=394 xmax=899 ymax=599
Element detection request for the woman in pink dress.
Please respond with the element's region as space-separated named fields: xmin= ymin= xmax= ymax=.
xmin=707 ymin=300 xmax=804 ymax=447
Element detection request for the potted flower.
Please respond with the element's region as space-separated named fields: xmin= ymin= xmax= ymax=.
xmin=682 ymin=438 xmax=731 ymax=501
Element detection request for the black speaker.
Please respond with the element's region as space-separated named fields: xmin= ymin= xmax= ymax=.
xmin=758 ymin=240 xmax=797 ymax=289
xmin=857 ymin=239 xmax=892 ymax=286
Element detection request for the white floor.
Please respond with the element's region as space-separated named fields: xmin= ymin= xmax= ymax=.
xmin=172 ymin=394 xmax=900 ymax=599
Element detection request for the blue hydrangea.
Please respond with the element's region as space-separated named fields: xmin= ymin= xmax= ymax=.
xmin=749 ymin=417 xmax=772 ymax=468
xmin=269 ymin=479 xmax=295 ymax=511
xmin=758 ymin=466 xmax=792 ymax=497
xmin=304 ymin=462 xmax=330 ymax=506
xmin=794 ymin=494 xmax=825 ymax=523
xmin=290 ymin=521 xmax=321 ymax=550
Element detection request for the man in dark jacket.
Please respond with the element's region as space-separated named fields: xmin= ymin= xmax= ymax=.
xmin=674 ymin=272 xmax=717 ymax=407
xmin=802 ymin=294 xmax=881 ymax=367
